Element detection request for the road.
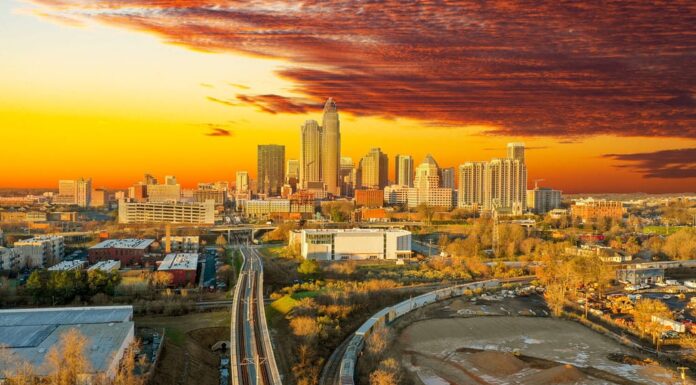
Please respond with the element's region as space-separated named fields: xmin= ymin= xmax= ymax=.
xmin=231 ymin=245 xmax=281 ymax=385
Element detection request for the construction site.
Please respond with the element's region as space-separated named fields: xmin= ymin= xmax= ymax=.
xmin=389 ymin=294 xmax=682 ymax=385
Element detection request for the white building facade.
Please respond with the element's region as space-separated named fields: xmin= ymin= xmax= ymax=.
xmin=299 ymin=229 xmax=411 ymax=261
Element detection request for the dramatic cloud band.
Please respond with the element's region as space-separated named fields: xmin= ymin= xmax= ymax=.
xmin=31 ymin=0 xmax=696 ymax=138
xmin=603 ymin=148 xmax=696 ymax=179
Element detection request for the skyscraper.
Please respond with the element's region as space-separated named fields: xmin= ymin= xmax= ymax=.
xmin=300 ymin=119 xmax=322 ymax=189
xmin=395 ymin=154 xmax=414 ymax=187
xmin=358 ymin=148 xmax=388 ymax=189
xmin=257 ymin=144 xmax=285 ymax=196
xmin=441 ymin=167 xmax=455 ymax=189
xmin=56 ymin=178 xmax=92 ymax=207
xmin=320 ymin=98 xmax=340 ymax=195
xmin=235 ymin=171 xmax=249 ymax=193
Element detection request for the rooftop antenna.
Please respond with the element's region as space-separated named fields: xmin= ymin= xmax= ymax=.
xmin=534 ymin=179 xmax=545 ymax=189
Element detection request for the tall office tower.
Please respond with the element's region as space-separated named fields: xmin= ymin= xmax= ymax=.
xmin=320 ymin=98 xmax=341 ymax=195
xmin=395 ymin=154 xmax=414 ymax=187
xmin=300 ymin=119 xmax=322 ymax=189
xmin=164 ymin=175 xmax=177 ymax=185
xmin=235 ymin=171 xmax=249 ymax=193
xmin=507 ymin=142 xmax=525 ymax=161
xmin=339 ymin=157 xmax=355 ymax=197
xmin=257 ymin=144 xmax=285 ymax=196
xmin=441 ymin=167 xmax=455 ymax=189
xmin=143 ymin=174 xmax=158 ymax=185
xmin=458 ymin=162 xmax=486 ymax=208
xmin=484 ymin=156 xmax=527 ymax=214
xmin=358 ymin=148 xmax=388 ymax=189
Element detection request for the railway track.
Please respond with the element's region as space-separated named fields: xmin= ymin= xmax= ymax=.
xmin=231 ymin=245 xmax=281 ymax=385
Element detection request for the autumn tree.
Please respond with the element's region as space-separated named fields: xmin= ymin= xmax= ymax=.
xmin=297 ymin=259 xmax=320 ymax=277
xmin=416 ymin=203 xmax=436 ymax=224
xmin=633 ymin=298 xmax=672 ymax=339
xmin=46 ymin=328 xmax=90 ymax=385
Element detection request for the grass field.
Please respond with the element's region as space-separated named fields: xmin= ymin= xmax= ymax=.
xmin=136 ymin=311 xmax=230 ymax=347
xmin=258 ymin=245 xmax=285 ymax=258
xmin=642 ymin=226 xmax=684 ymax=235
xmin=266 ymin=291 xmax=321 ymax=326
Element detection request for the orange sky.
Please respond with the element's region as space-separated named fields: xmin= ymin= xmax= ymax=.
xmin=1 ymin=1 xmax=694 ymax=193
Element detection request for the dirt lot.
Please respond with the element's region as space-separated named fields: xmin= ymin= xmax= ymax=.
xmin=397 ymin=316 xmax=678 ymax=385
xmin=136 ymin=311 xmax=230 ymax=385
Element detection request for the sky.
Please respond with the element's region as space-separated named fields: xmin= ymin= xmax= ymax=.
xmin=1 ymin=0 xmax=694 ymax=193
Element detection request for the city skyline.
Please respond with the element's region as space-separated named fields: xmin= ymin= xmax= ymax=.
xmin=1 ymin=1 xmax=695 ymax=193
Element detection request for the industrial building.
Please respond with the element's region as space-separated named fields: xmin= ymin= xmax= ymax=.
xmin=616 ymin=267 xmax=665 ymax=285
xmin=296 ymin=228 xmax=411 ymax=261
xmin=88 ymin=239 xmax=155 ymax=265
xmin=158 ymin=253 xmax=199 ymax=286
xmin=0 ymin=306 xmax=135 ymax=380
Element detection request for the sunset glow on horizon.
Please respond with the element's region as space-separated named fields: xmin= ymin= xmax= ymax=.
xmin=1 ymin=0 xmax=695 ymax=193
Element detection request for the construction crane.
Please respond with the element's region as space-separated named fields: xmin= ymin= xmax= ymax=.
xmin=533 ymin=178 xmax=545 ymax=189
xmin=491 ymin=199 xmax=500 ymax=257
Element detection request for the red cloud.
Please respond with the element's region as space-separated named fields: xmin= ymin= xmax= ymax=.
xmin=31 ymin=0 xmax=696 ymax=138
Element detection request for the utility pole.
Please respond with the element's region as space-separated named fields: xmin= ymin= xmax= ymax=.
xmin=492 ymin=199 xmax=500 ymax=257
xmin=678 ymin=367 xmax=689 ymax=384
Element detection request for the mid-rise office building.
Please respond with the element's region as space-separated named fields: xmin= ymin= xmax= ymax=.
xmin=14 ymin=235 xmax=65 ymax=268
xmin=395 ymin=154 xmax=414 ymax=187
xmin=286 ymin=159 xmax=300 ymax=190
xmin=359 ymin=148 xmax=388 ymax=189
xmin=193 ymin=188 xmax=226 ymax=205
xmin=258 ymin=144 xmax=285 ymax=196
xmin=527 ymin=187 xmax=562 ymax=214
xmin=296 ymin=228 xmax=411 ymax=261
xmin=118 ymin=199 xmax=215 ymax=224
xmin=91 ymin=188 xmax=107 ymax=207
xmin=243 ymin=198 xmax=314 ymax=219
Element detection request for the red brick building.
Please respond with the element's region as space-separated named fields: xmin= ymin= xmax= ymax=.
xmin=157 ymin=253 xmax=199 ymax=287
xmin=88 ymin=238 xmax=155 ymax=266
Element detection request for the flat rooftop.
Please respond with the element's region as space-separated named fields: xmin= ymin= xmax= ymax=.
xmin=158 ymin=253 xmax=199 ymax=271
xmin=48 ymin=260 xmax=85 ymax=271
xmin=302 ymin=228 xmax=410 ymax=235
xmin=0 ymin=306 xmax=134 ymax=377
xmin=90 ymin=238 xmax=155 ymax=250
xmin=88 ymin=260 xmax=121 ymax=271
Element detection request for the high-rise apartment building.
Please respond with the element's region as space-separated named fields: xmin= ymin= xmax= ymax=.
xmin=441 ymin=167 xmax=455 ymax=189
xmin=321 ymin=98 xmax=341 ymax=195
xmin=484 ymin=155 xmax=527 ymax=214
xmin=358 ymin=148 xmax=388 ymax=189
xmin=458 ymin=162 xmax=486 ymax=209
xmin=527 ymin=187 xmax=562 ymax=214
xmin=257 ymin=144 xmax=285 ymax=196
xmin=395 ymin=154 xmax=414 ymax=187
xmin=300 ymin=119 xmax=322 ymax=189
xmin=236 ymin=171 xmax=249 ymax=193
